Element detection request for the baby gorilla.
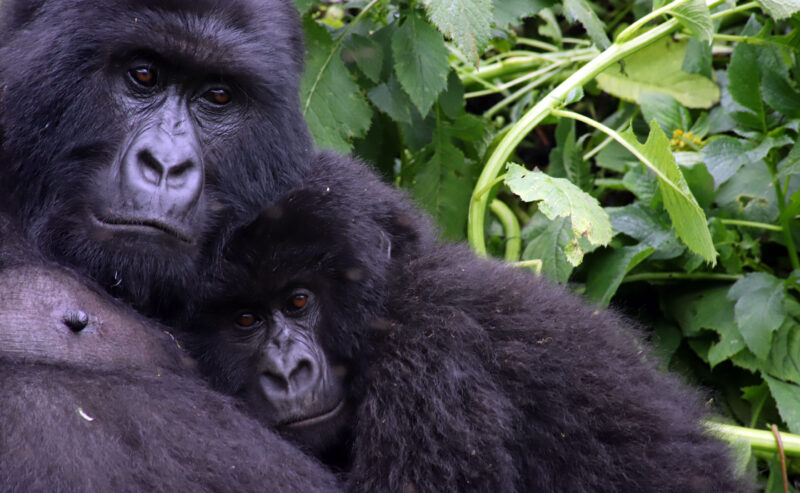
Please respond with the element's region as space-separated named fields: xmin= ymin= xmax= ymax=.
xmin=185 ymin=154 xmax=751 ymax=493
xmin=0 ymin=219 xmax=340 ymax=492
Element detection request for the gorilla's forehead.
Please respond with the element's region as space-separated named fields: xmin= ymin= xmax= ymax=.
xmin=9 ymin=0 xmax=301 ymax=86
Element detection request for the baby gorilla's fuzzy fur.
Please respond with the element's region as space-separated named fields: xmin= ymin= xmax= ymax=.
xmin=187 ymin=152 xmax=751 ymax=493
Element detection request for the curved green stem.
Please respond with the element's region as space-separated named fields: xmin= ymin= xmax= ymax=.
xmin=513 ymin=259 xmax=543 ymax=274
xmin=489 ymin=199 xmax=521 ymax=262
xmin=708 ymin=422 xmax=800 ymax=457
xmin=616 ymin=0 xmax=690 ymax=43
xmin=720 ymin=219 xmax=782 ymax=232
xmin=622 ymin=272 xmax=743 ymax=283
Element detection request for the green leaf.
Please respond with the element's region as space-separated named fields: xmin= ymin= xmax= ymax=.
xmin=764 ymin=375 xmax=800 ymax=434
xmin=342 ymin=34 xmax=384 ymax=83
xmin=410 ymin=113 xmax=482 ymax=240
xmin=726 ymin=19 xmax=766 ymax=131
xmin=563 ymin=0 xmax=610 ymax=49
xmin=548 ymin=118 xmax=591 ymax=191
xmin=703 ymin=134 xmax=792 ymax=187
xmin=392 ymin=12 xmax=451 ymax=117
xmin=728 ymin=273 xmax=788 ymax=360
xmin=716 ymin=162 xmax=779 ymax=224
xmin=607 ymin=203 xmax=685 ymax=260
xmin=585 ymin=245 xmax=654 ymax=307
xmin=757 ymin=0 xmax=800 ymax=20
xmin=368 ymin=75 xmax=414 ymax=125
xmin=621 ymin=120 xmax=717 ymax=264
xmin=667 ymin=0 xmax=712 ymax=44
xmin=664 ymin=286 xmax=744 ymax=368
xmin=294 ymin=0 xmax=314 ymax=14
xmin=640 ymin=93 xmax=691 ymax=135
xmin=506 ymin=164 xmax=612 ymax=258
xmin=596 ymin=37 xmax=720 ymax=108
xmin=494 ymin=0 xmax=554 ymax=27
xmin=424 ymin=0 xmax=493 ymax=64
xmin=301 ymin=19 xmax=372 ymax=152
xmin=521 ymin=213 xmax=575 ymax=283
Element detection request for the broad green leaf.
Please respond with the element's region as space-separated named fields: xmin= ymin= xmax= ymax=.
xmin=640 ymin=93 xmax=691 ymax=135
xmin=411 ymin=114 xmax=481 ymax=240
xmin=764 ymin=375 xmax=800 ymax=434
xmin=716 ymin=162 xmax=779 ymax=224
xmin=663 ymin=286 xmax=744 ymax=368
xmin=505 ymin=164 xmax=612 ymax=257
xmin=682 ymin=37 xmax=713 ymax=78
xmin=621 ymin=121 xmax=717 ymax=264
xmin=548 ymin=118 xmax=591 ymax=191
xmin=757 ymin=0 xmax=800 ymax=20
xmin=667 ymin=0 xmax=712 ymax=44
xmin=703 ymin=134 xmax=792 ymax=187
xmin=301 ymin=19 xmax=372 ymax=152
xmin=439 ymin=71 xmax=466 ymax=120
xmin=607 ymin=203 xmax=685 ymax=259
xmin=732 ymin=319 xmax=800 ymax=384
xmin=728 ymin=273 xmax=788 ymax=360
xmin=342 ymin=34 xmax=384 ymax=83
xmin=585 ymin=245 xmax=654 ymax=307
xmin=494 ymin=0 xmax=554 ymax=27
xmin=563 ymin=0 xmax=610 ymax=49
xmin=521 ymin=213 xmax=575 ymax=283
xmin=392 ymin=13 xmax=451 ymax=117
xmin=294 ymin=0 xmax=314 ymax=14
xmin=727 ymin=19 xmax=766 ymax=131
xmin=777 ymin=139 xmax=800 ymax=179
xmin=595 ymin=141 xmax=637 ymax=172
xmin=368 ymin=76 xmax=414 ymax=125
xmin=597 ymin=37 xmax=719 ymax=108
xmin=424 ymin=0 xmax=493 ymax=64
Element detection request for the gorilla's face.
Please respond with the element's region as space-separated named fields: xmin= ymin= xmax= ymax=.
xmin=0 ymin=0 xmax=311 ymax=315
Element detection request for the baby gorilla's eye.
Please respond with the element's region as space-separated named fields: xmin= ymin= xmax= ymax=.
xmin=129 ymin=66 xmax=157 ymax=87
xmin=235 ymin=312 xmax=262 ymax=329
xmin=285 ymin=293 xmax=308 ymax=312
xmin=202 ymin=88 xmax=231 ymax=105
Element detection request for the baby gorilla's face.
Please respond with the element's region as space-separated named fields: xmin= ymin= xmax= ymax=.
xmin=208 ymin=283 xmax=351 ymax=453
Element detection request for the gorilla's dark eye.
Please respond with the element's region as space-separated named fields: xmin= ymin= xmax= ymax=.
xmin=129 ymin=66 xmax=157 ymax=87
xmin=235 ymin=312 xmax=262 ymax=329
xmin=203 ymin=88 xmax=231 ymax=105
xmin=285 ymin=293 xmax=308 ymax=312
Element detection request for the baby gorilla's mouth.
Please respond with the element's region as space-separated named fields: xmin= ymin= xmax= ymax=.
xmin=282 ymin=399 xmax=345 ymax=429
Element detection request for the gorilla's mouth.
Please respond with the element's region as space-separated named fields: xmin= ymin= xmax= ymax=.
xmin=282 ymin=399 xmax=345 ymax=429
xmin=91 ymin=214 xmax=194 ymax=244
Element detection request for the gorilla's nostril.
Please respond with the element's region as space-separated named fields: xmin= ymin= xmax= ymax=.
xmin=137 ymin=150 xmax=163 ymax=186
xmin=63 ymin=310 xmax=89 ymax=333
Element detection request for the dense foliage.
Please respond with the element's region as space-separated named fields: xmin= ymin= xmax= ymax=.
xmin=297 ymin=0 xmax=800 ymax=488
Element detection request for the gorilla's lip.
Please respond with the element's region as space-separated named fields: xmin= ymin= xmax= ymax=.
xmin=282 ymin=399 xmax=345 ymax=429
xmin=91 ymin=213 xmax=193 ymax=244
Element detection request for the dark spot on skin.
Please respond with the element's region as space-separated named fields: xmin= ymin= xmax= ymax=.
xmin=62 ymin=310 xmax=89 ymax=332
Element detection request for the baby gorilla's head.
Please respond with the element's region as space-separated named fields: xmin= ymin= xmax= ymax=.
xmin=186 ymin=187 xmax=398 ymax=457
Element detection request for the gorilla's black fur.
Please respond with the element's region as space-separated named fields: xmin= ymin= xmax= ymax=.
xmin=0 ymin=217 xmax=341 ymax=492
xmin=0 ymin=0 xmax=311 ymax=318
xmin=187 ymin=152 xmax=751 ymax=493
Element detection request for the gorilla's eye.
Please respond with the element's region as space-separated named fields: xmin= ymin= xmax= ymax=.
xmin=286 ymin=294 xmax=308 ymax=312
xmin=203 ymin=88 xmax=231 ymax=105
xmin=129 ymin=66 xmax=157 ymax=87
xmin=235 ymin=312 xmax=262 ymax=329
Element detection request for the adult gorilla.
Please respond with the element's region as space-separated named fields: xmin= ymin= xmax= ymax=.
xmin=187 ymin=153 xmax=751 ymax=493
xmin=0 ymin=0 xmax=339 ymax=489
xmin=0 ymin=0 xmax=311 ymax=318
